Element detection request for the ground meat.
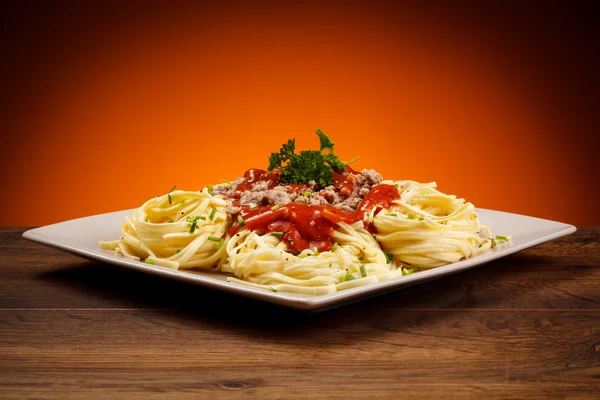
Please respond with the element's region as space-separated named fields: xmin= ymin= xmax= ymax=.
xmin=334 ymin=196 xmax=362 ymax=213
xmin=212 ymin=177 xmax=245 ymax=198
xmin=309 ymin=195 xmax=329 ymax=206
xmin=355 ymin=174 xmax=366 ymax=186
xmin=320 ymin=187 xmax=342 ymax=204
xmin=295 ymin=194 xmax=311 ymax=205
xmin=212 ymin=183 xmax=233 ymax=197
xmin=362 ymin=169 xmax=382 ymax=185
xmin=265 ymin=186 xmax=291 ymax=205
xmin=219 ymin=168 xmax=384 ymax=213
xmin=252 ymin=181 xmax=269 ymax=192
xmin=231 ymin=177 xmax=244 ymax=189
xmin=358 ymin=187 xmax=370 ymax=197
xmin=225 ymin=205 xmax=242 ymax=214
xmin=239 ymin=191 xmax=268 ymax=207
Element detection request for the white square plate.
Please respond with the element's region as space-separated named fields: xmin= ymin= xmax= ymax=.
xmin=22 ymin=209 xmax=575 ymax=311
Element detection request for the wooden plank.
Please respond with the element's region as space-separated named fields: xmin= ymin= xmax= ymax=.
xmin=1 ymin=228 xmax=599 ymax=310
xmin=0 ymin=310 xmax=598 ymax=399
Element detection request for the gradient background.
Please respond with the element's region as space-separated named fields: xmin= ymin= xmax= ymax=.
xmin=1 ymin=1 xmax=598 ymax=226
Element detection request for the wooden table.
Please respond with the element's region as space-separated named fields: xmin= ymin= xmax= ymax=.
xmin=1 ymin=227 xmax=598 ymax=399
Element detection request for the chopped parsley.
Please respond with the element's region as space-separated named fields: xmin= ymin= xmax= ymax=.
xmin=360 ymin=265 xmax=367 ymax=277
xmin=385 ymin=253 xmax=393 ymax=264
xmin=402 ymin=268 xmax=415 ymax=275
xmin=270 ymin=232 xmax=284 ymax=237
xmin=339 ymin=271 xmax=356 ymax=283
xmin=207 ymin=236 xmax=221 ymax=242
xmin=496 ymin=235 xmax=508 ymax=241
xmin=267 ymin=130 xmax=353 ymax=188
xmin=168 ymin=185 xmax=176 ymax=205
xmin=207 ymin=184 xmax=214 ymax=196
xmin=385 ymin=213 xmax=397 ymax=217
xmin=186 ymin=216 xmax=202 ymax=233
xmin=344 ymin=156 xmax=360 ymax=165
xmin=418 ymin=215 xmax=424 ymax=221
xmin=269 ymin=287 xmax=278 ymax=292
xmin=491 ymin=238 xmax=497 ymax=247
xmin=237 ymin=215 xmax=245 ymax=226
xmin=144 ymin=258 xmax=154 ymax=264
xmin=209 ymin=207 xmax=216 ymax=221
xmin=407 ymin=213 xmax=416 ymax=220
xmin=302 ymin=191 xmax=313 ymax=197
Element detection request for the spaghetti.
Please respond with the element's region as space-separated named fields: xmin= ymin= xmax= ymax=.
xmin=100 ymin=131 xmax=509 ymax=294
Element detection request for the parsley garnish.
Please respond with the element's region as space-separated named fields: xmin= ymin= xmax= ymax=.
xmin=407 ymin=213 xmax=416 ymax=220
xmin=339 ymin=271 xmax=356 ymax=283
xmin=360 ymin=265 xmax=367 ymax=277
xmin=186 ymin=216 xmax=202 ymax=234
xmin=267 ymin=130 xmax=352 ymax=188
xmin=344 ymin=156 xmax=360 ymax=165
xmin=270 ymin=232 xmax=284 ymax=237
xmin=496 ymin=235 xmax=508 ymax=241
xmin=168 ymin=185 xmax=176 ymax=205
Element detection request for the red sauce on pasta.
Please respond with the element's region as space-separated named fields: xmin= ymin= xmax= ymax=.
xmin=229 ymin=168 xmax=399 ymax=252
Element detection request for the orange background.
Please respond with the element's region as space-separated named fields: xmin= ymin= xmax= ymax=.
xmin=1 ymin=1 xmax=598 ymax=226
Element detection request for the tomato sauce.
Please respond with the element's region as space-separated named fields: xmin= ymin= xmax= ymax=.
xmin=228 ymin=167 xmax=400 ymax=252
xmin=230 ymin=204 xmax=352 ymax=253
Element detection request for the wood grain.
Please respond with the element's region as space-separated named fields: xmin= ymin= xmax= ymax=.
xmin=1 ymin=227 xmax=599 ymax=399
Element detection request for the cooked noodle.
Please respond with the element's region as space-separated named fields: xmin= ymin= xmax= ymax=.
xmin=100 ymin=181 xmax=507 ymax=294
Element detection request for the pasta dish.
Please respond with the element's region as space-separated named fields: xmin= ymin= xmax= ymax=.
xmin=99 ymin=130 xmax=509 ymax=295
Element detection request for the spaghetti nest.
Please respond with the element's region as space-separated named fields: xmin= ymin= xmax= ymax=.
xmin=100 ymin=182 xmax=500 ymax=294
